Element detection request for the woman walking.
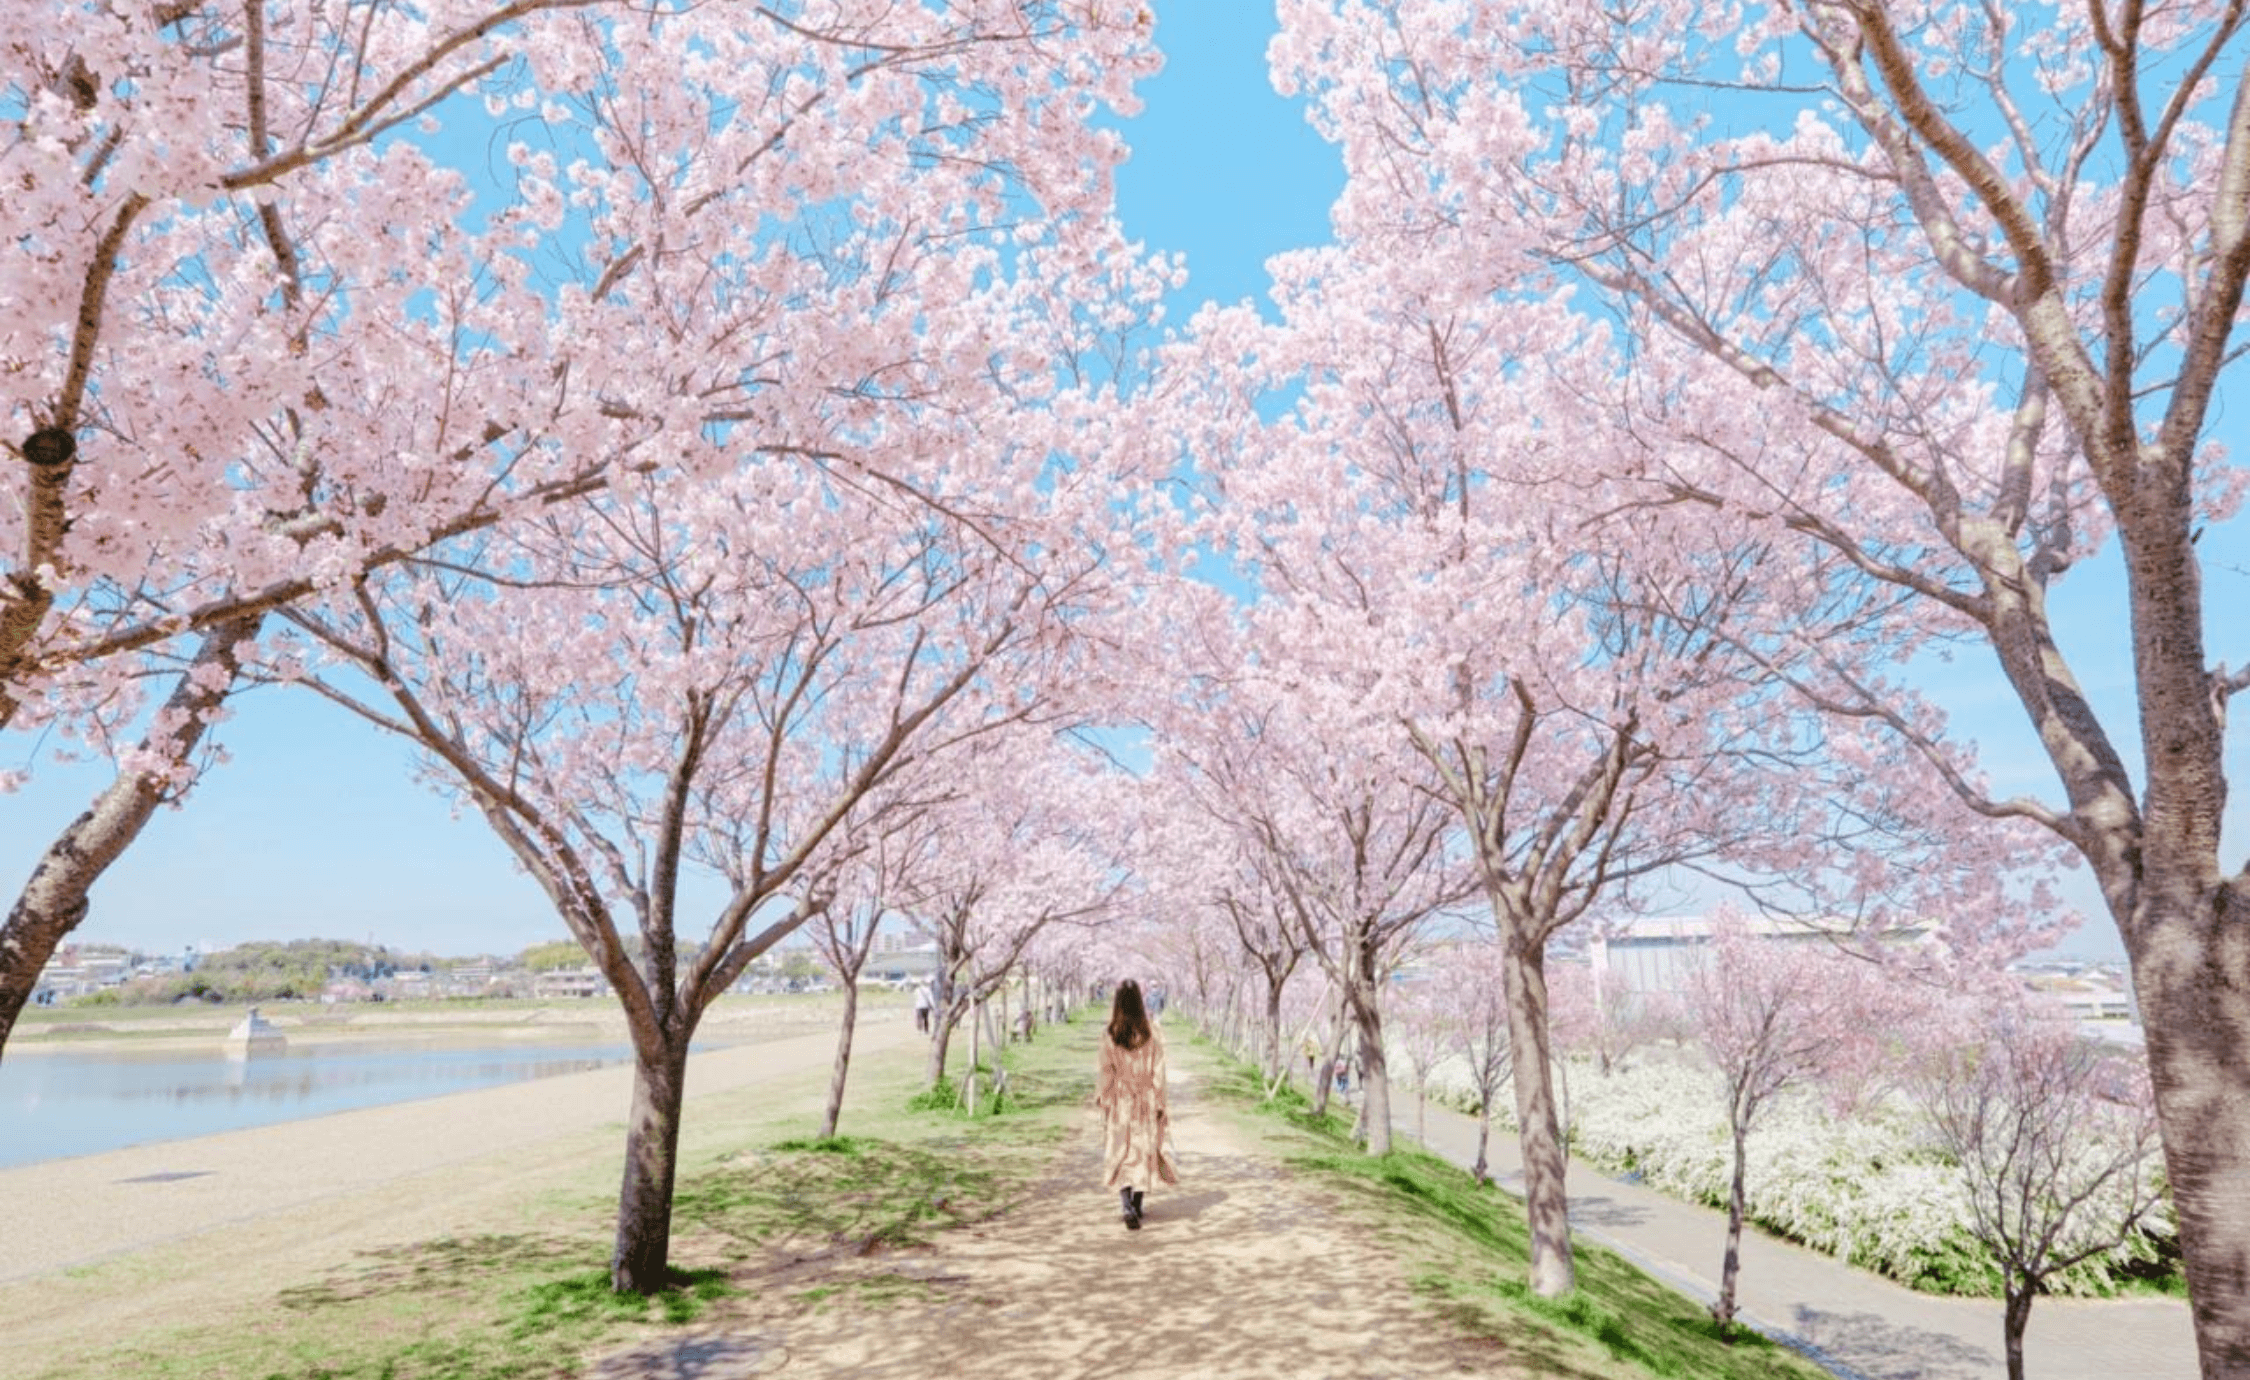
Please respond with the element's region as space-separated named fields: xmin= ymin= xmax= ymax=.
xmin=1096 ymin=978 xmax=1177 ymax=1230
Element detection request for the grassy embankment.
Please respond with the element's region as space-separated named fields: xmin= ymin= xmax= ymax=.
xmin=27 ymin=1007 xmax=1085 ymax=1380
xmin=1195 ymin=1042 xmax=1833 ymax=1380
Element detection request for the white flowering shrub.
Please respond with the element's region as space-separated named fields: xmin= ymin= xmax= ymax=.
xmin=1426 ymin=1052 xmax=2172 ymax=1297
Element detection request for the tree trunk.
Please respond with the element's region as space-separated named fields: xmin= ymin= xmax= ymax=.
xmin=818 ymin=976 xmax=859 ymax=1139
xmin=610 ymin=1032 xmax=691 ymax=1292
xmin=2030 ymin=430 xmax=2250 ymax=1373
xmin=1351 ymin=969 xmax=1393 ymax=1156
xmin=1715 ymin=1113 xmax=1750 ymax=1327
xmin=0 ymin=616 xmax=259 ymax=1061
xmin=2002 ymin=1280 xmax=2034 ymax=1380
xmin=1502 ymin=932 xmax=1575 ymax=1297
xmin=1472 ymin=1099 xmax=1493 ymax=1184
xmin=964 ymin=996 xmax=982 ymax=1113
xmin=1265 ymin=982 xmax=1285 ymax=1088
xmin=2130 ymin=898 xmax=2250 ymax=1379
xmin=2110 ymin=502 xmax=2250 ymax=1377
xmin=926 ymin=1004 xmax=956 ymax=1087
xmin=1311 ymin=993 xmax=1350 ymax=1118
xmin=1417 ymin=1084 xmax=1427 ymax=1145
xmin=1555 ymin=1053 xmax=1573 ymax=1150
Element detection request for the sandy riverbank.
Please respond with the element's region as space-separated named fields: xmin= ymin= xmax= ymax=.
xmin=2 ymin=1015 xmax=920 ymax=1377
xmin=7 ymin=992 xmax=897 ymax=1056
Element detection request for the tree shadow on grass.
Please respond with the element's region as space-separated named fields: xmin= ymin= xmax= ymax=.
xmin=275 ymin=1233 xmax=591 ymax=1311
xmin=679 ymin=1136 xmax=1009 ymax=1260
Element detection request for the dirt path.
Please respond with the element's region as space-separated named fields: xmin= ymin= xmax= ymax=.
xmin=667 ymin=1056 xmax=1504 ymax=1380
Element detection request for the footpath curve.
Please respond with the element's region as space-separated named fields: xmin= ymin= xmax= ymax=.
xmin=1393 ymin=1094 xmax=2194 ymax=1380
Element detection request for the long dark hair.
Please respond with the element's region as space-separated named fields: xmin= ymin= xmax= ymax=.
xmin=1107 ymin=979 xmax=1152 ymax=1050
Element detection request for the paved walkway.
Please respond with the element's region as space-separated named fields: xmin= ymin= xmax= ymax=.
xmin=1383 ymin=1092 xmax=2195 ymax=1380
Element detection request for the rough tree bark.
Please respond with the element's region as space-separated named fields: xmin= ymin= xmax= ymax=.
xmin=1310 ymin=990 xmax=1350 ymax=1118
xmin=0 ymin=615 xmax=261 ymax=1060
xmin=1715 ymin=1111 xmax=1751 ymax=1328
xmin=611 ymin=1033 xmax=692 ymax=1292
xmin=1500 ymin=928 xmax=1574 ymax=1298
xmin=927 ymin=1004 xmax=957 ymax=1088
xmin=2003 ymin=1281 xmax=2035 ymax=1380
xmin=1347 ymin=948 xmax=1394 ymax=1155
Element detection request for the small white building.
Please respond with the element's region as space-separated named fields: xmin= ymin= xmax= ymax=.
xmin=1589 ymin=914 xmax=1936 ymax=994
xmin=535 ymin=967 xmax=609 ymax=999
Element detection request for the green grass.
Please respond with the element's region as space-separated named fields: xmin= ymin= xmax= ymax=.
xmin=1196 ymin=1048 xmax=1832 ymax=1380
xmin=51 ymin=1234 xmax=728 ymax=1380
xmin=29 ymin=1012 xmax=1098 ymax=1380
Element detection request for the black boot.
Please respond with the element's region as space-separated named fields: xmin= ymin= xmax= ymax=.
xmin=1120 ymin=1186 xmax=1141 ymax=1230
xmin=1132 ymin=1189 xmax=1145 ymax=1220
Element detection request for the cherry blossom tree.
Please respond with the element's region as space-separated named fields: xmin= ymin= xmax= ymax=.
xmin=1 ymin=0 xmax=619 ymax=1059
xmin=1910 ymin=993 xmax=2170 ymax=1380
xmin=911 ymin=738 xmax=1128 ymax=1098
xmin=1274 ymin=3 xmax=2250 ymax=1361
xmin=1430 ymin=940 xmax=1516 ymax=1184
xmin=282 ymin=445 xmax=1098 ymax=1290
xmin=1681 ymin=913 xmax=1903 ymax=1331
xmin=1138 ymin=578 xmax=1472 ymax=1155
xmin=1549 ymin=947 xmax=1668 ymax=1078
xmin=1169 ymin=259 xmax=2038 ymax=1297
xmin=1138 ymin=756 xmax=1314 ymax=1092
xmin=807 ymin=789 xmax=955 ymax=1141
xmin=1385 ymin=968 xmax=1453 ymax=1145
xmin=1 ymin=0 xmax=1165 ymax=1061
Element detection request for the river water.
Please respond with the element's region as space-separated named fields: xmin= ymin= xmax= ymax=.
xmin=0 ymin=1040 xmax=638 ymax=1169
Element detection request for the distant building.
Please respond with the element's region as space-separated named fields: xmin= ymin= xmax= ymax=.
xmin=866 ymin=943 xmax=939 ymax=984
xmin=535 ymin=968 xmax=609 ymax=1000
xmin=441 ymin=962 xmax=499 ymax=996
xmin=1589 ymin=914 xmax=1937 ymax=994
xmin=2021 ymin=970 xmax=2138 ymax=1023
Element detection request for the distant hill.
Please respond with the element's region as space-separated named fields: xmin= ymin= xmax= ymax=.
xmin=87 ymin=938 xmax=481 ymax=1005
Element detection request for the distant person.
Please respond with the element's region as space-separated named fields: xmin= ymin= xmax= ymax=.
xmin=1095 ymin=978 xmax=1177 ymax=1231
xmin=912 ymin=982 xmax=933 ymax=1035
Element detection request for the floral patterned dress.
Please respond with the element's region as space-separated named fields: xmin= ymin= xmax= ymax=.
xmin=1097 ymin=1025 xmax=1179 ymax=1191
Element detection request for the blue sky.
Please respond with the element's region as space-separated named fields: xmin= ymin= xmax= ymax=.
xmin=5 ymin=4 xmax=2237 ymax=963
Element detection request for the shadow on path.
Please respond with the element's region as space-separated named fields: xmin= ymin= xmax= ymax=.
xmin=602 ymin=1061 xmax=1574 ymax=1380
xmin=1787 ymin=1308 xmax=1996 ymax=1380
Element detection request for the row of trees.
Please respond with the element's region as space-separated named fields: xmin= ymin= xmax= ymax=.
xmin=3 ymin=0 xmax=1169 ymax=1295
xmin=1166 ymin=917 xmax=2165 ymax=1380
xmin=1251 ymin=5 xmax=2250 ymax=1374
xmin=7 ymin=3 xmax=2249 ymax=1373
